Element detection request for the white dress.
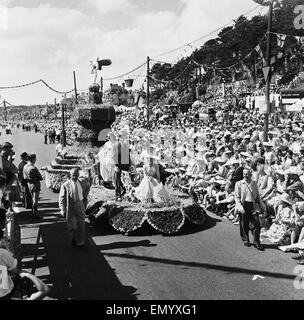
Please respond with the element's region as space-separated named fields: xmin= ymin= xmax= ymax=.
xmin=98 ymin=141 xmax=117 ymax=182
xmin=134 ymin=163 xmax=171 ymax=203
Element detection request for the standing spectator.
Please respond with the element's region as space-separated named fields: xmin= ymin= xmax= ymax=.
xmin=23 ymin=154 xmax=43 ymax=220
xmin=0 ymin=142 xmax=17 ymax=189
xmin=234 ymin=167 xmax=265 ymax=251
xmin=59 ymin=168 xmax=90 ymax=248
xmin=48 ymin=129 xmax=53 ymax=144
xmin=17 ymin=152 xmax=32 ymax=210
xmin=44 ymin=130 xmax=48 ymax=144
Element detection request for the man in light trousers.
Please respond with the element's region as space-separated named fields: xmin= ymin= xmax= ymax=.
xmin=59 ymin=168 xmax=90 ymax=248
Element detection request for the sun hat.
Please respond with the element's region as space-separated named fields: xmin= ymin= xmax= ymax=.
xmin=287 ymin=166 xmax=302 ymax=175
xmin=279 ymin=193 xmax=294 ymax=206
xmin=275 ymin=169 xmax=285 ymax=176
xmin=263 ymin=142 xmax=273 ymax=147
xmin=240 ymin=152 xmax=252 ymax=158
xmin=214 ymin=157 xmax=226 ymax=163
xmin=224 ymin=158 xmax=240 ymax=167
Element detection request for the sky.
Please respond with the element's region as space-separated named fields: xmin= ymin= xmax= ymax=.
xmin=0 ymin=0 xmax=268 ymax=105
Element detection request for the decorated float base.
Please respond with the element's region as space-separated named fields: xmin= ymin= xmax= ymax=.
xmin=87 ymin=187 xmax=206 ymax=235
xmin=42 ymin=154 xmax=83 ymax=192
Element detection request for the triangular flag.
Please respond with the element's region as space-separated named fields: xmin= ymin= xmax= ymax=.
xmin=299 ymin=36 xmax=304 ymax=46
xmin=295 ymin=36 xmax=301 ymax=44
xmin=255 ymin=44 xmax=266 ymax=66
xmin=262 ymin=66 xmax=270 ymax=81
xmin=277 ymin=34 xmax=287 ymax=48
xmin=255 ymin=44 xmax=263 ymax=58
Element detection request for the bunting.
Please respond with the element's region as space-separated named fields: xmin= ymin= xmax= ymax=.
xmin=277 ymin=34 xmax=287 ymax=48
xmin=295 ymin=36 xmax=304 ymax=46
xmin=255 ymin=44 xmax=266 ymax=65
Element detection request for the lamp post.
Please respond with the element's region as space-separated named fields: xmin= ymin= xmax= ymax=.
xmin=146 ymin=56 xmax=150 ymax=130
xmin=264 ymin=0 xmax=274 ymax=142
xmin=61 ymin=94 xmax=67 ymax=147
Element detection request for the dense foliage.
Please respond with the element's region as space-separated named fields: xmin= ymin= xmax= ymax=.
xmin=150 ymin=0 xmax=304 ymax=88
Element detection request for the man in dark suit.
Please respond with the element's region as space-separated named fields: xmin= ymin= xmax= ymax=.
xmin=114 ymin=138 xmax=130 ymax=200
xmin=18 ymin=152 xmax=32 ymax=209
xmin=23 ymin=154 xmax=43 ymax=220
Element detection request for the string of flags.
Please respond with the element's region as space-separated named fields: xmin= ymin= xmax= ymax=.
xmin=271 ymin=32 xmax=304 ymax=48
xmin=0 ymin=79 xmax=74 ymax=95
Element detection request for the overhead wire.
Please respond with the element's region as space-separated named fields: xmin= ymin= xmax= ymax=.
xmin=103 ymin=61 xmax=147 ymax=81
xmin=0 ymin=79 xmax=74 ymax=94
xmin=151 ymin=4 xmax=263 ymax=59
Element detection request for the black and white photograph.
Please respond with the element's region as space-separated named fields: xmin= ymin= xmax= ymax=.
xmin=1 ymin=0 xmax=304 ymax=306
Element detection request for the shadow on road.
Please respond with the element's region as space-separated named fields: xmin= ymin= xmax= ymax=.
xmin=20 ymin=221 xmax=138 ymax=300
xmin=95 ymin=240 xmax=157 ymax=251
xmin=101 ymin=252 xmax=296 ymax=281
xmin=175 ymin=212 xmax=222 ymax=236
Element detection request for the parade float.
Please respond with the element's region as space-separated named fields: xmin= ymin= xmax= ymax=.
xmin=43 ymin=59 xmax=206 ymax=235
xmin=86 ymin=186 xmax=206 ymax=236
xmin=42 ymin=82 xmax=116 ymax=192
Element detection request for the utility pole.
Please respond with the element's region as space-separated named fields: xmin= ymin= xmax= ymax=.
xmin=54 ymin=98 xmax=57 ymax=120
xmin=3 ymin=100 xmax=7 ymax=122
xmin=61 ymin=94 xmax=66 ymax=147
xmin=264 ymin=0 xmax=273 ymax=142
xmin=213 ymin=61 xmax=216 ymax=86
xmin=146 ymin=56 xmax=150 ymax=130
xmin=73 ymin=70 xmax=78 ymax=104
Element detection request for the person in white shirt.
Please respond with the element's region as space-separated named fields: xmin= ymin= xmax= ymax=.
xmin=59 ymin=168 xmax=90 ymax=248
xmin=234 ymin=168 xmax=265 ymax=251
xmin=0 ymin=247 xmax=18 ymax=299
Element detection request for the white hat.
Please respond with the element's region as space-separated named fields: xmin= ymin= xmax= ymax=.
xmin=224 ymin=158 xmax=240 ymax=166
xmin=240 ymin=152 xmax=252 ymax=158
xmin=263 ymin=142 xmax=273 ymax=147
xmin=215 ymin=157 xmax=226 ymax=163
xmin=275 ymin=169 xmax=285 ymax=176
xmin=287 ymin=167 xmax=302 ymax=175
xmin=279 ymin=193 xmax=293 ymax=206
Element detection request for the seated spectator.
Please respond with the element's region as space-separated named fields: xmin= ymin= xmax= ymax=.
xmin=261 ymin=193 xmax=300 ymax=246
xmin=0 ymin=246 xmax=18 ymax=300
xmin=13 ymin=272 xmax=50 ymax=300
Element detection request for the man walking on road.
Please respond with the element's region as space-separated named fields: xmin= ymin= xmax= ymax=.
xmin=234 ymin=167 xmax=265 ymax=251
xmin=59 ymin=168 xmax=90 ymax=248
xmin=23 ymin=154 xmax=43 ymax=220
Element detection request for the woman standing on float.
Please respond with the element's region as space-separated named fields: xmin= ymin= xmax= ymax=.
xmin=98 ymin=132 xmax=117 ymax=184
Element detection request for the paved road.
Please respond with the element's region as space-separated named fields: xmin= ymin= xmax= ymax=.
xmin=3 ymin=127 xmax=304 ymax=300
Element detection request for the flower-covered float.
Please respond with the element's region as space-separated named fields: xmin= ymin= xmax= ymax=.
xmin=86 ymin=173 xmax=206 ymax=236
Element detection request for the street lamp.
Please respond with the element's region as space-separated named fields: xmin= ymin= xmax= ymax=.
xmin=61 ymin=94 xmax=67 ymax=147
